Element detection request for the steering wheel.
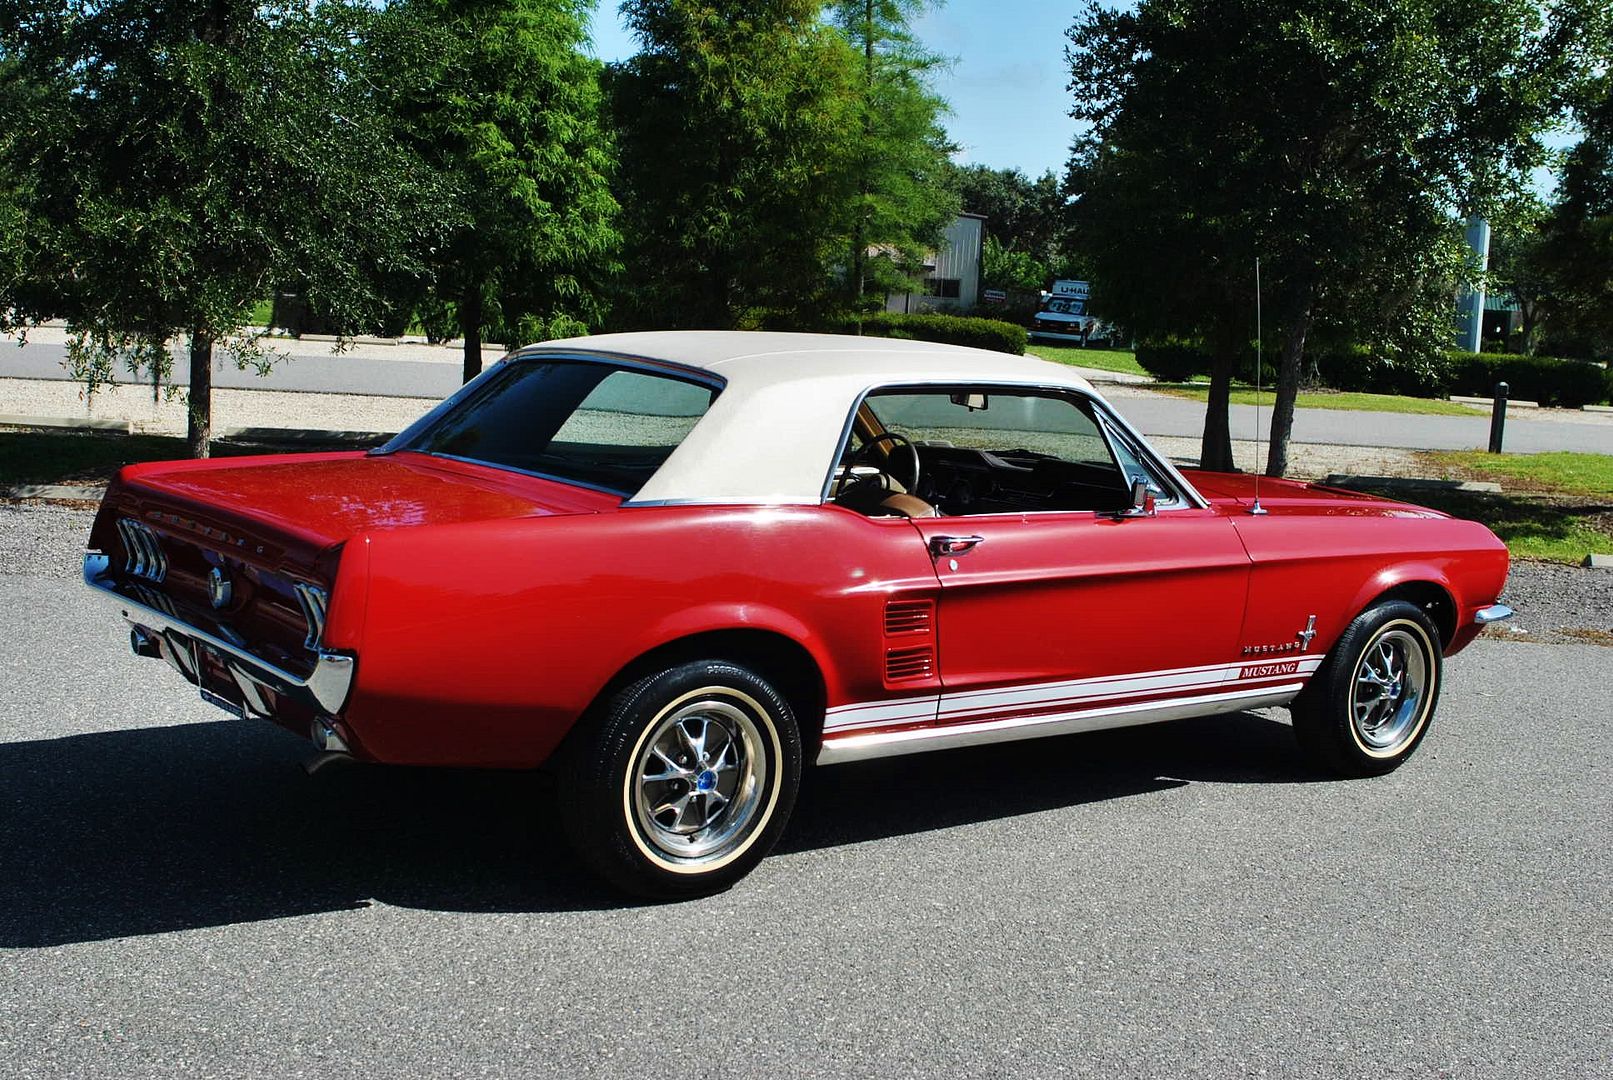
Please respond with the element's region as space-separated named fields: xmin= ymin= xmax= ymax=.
xmin=842 ymin=431 xmax=922 ymax=497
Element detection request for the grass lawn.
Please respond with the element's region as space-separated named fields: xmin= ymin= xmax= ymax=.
xmin=1155 ymin=384 xmax=1479 ymax=417
xmin=1376 ymin=450 xmax=1613 ymax=564
xmin=1025 ymin=343 xmax=1148 ymax=378
xmin=1425 ymin=450 xmax=1613 ymax=498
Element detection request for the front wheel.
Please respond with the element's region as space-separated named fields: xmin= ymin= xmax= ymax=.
xmin=557 ymin=660 xmax=802 ymax=899
xmin=1291 ymin=600 xmax=1443 ymax=777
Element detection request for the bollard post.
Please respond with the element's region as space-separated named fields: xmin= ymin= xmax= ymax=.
xmin=1487 ymin=381 xmax=1509 ymax=454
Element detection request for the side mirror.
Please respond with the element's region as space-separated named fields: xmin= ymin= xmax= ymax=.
xmin=1120 ymin=477 xmax=1156 ymax=518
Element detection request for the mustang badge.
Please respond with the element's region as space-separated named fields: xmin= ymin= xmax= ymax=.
xmin=1241 ymin=614 xmax=1317 ymax=656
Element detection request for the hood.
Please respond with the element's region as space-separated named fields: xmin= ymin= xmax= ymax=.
xmin=1180 ymin=469 xmax=1448 ymax=519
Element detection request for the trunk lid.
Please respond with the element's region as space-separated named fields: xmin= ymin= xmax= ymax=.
xmin=90 ymin=451 xmax=618 ymax=682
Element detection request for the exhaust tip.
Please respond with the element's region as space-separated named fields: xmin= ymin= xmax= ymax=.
xmin=311 ymin=718 xmax=351 ymax=755
xmin=129 ymin=627 xmax=160 ymax=659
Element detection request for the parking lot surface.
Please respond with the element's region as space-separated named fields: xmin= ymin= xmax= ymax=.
xmin=2 ymin=565 xmax=1609 ymax=1079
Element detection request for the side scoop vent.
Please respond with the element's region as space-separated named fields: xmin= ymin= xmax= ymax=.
xmin=884 ymin=598 xmax=934 ymax=636
xmin=885 ymin=645 xmax=935 ymax=682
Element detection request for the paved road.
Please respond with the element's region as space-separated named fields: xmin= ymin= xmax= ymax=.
xmin=2 ymin=564 xmax=1608 ymax=1078
xmin=5 ymin=333 xmax=1612 ymax=454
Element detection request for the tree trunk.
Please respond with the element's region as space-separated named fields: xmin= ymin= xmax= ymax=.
xmin=848 ymin=0 xmax=874 ymax=310
xmin=461 ymin=287 xmax=484 ymax=384
xmin=1264 ymin=284 xmax=1316 ymax=478
xmin=1199 ymin=344 xmax=1237 ymax=472
xmin=188 ymin=332 xmax=212 ymax=459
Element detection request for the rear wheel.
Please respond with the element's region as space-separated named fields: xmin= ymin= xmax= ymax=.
xmin=1292 ymin=600 xmax=1442 ymax=777
xmin=558 ymin=660 xmax=801 ymax=898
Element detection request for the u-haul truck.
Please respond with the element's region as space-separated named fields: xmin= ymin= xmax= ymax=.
xmin=1029 ymin=280 xmax=1109 ymax=344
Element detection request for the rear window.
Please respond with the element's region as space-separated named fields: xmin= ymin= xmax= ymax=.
xmin=402 ymin=360 xmax=719 ymax=495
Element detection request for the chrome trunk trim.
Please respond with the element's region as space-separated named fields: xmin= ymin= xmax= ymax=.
xmin=83 ymin=552 xmax=356 ymax=716
xmin=816 ymin=684 xmax=1302 ymax=765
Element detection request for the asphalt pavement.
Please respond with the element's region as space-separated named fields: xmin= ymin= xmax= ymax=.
xmin=2 ymin=562 xmax=1609 ymax=1078
xmin=5 ymin=331 xmax=1612 ymax=454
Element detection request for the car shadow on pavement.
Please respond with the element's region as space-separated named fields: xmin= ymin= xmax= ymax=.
xmin=0 ymin=710 xmax=1319 ymax=946
xmin=782 ymin=709 xmax=1321 ymax=853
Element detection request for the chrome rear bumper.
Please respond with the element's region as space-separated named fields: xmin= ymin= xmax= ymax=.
xmin=1473 ymin=604 xmax=1514 ymax=625
xmin=83 ymin=552 xmax=355 ymax=716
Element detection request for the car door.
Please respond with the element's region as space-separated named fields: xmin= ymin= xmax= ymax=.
xmin=868 ymin=386 xmax=1252 ymax=728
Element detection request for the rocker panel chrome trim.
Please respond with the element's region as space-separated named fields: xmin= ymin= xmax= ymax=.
xmin=83 ymin=552 xmax=355 ymax=716
xmin=816 ymin=684 xmax=1302 ymax=765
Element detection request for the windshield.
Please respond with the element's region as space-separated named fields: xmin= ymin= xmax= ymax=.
xmin=400 ymin=359 xmax=719 ymax=495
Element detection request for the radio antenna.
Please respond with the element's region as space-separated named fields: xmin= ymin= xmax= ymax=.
xmin=1250 ymin=256 xmax=1268 ymax=516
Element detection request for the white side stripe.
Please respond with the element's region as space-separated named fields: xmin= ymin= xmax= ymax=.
xmin=824 ymin=656 xmax=1323 ymax=734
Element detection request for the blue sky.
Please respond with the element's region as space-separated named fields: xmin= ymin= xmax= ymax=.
xmin=586 ymin=3 xmax=1082 ymax=179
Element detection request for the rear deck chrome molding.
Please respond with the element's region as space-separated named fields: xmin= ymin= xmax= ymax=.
xmin=816 ymin=684 xmax=1303 ymax=765
xmin=1473 ymin=604 xmax=1514 ymax=625
xmin=83 ymin=552 xmax=356 ymax=716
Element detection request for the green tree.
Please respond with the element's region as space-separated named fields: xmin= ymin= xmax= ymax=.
xmin=1532 ymin=76 xmax=1613 ymax=359
xmin=610 ymin=0 xmax=860 ymax=328
xmin=1066 ymin=0 xmax=1602 ymax=475
xmin=981 ymin=235 xmax=1049 ymax=295
xmin=830 ymin=0 xmax=957 ymax=305
xmin=952 ymin=164 xmax=1065 ymax=269
xmin=377 ymin=0 xmax=620 ymax=382
xmin=0 ymin=0 xmax=442 ymax=456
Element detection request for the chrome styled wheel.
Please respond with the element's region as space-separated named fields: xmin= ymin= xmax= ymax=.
xmin=1292 ymin=600 xmax=1443 ymax=777
xmin=1350 ymin=628 xmax=1430 ymax=754
xmin=629 ymin=692 xmax=770 ymax=866
xmin=558 ymin=660 xmax=802 ymax=898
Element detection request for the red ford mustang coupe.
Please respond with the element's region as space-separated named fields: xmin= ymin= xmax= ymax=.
xmin=84 ymin=332 xmax=1512 ymax=896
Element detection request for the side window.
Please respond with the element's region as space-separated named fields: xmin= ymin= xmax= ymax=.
xmin=839 ymin=388 xmax=1136 ymax=517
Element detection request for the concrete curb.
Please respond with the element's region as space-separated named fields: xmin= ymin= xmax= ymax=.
xmin=1450 ymin=395 xmax=1540 ymax=409
xmin=5 ymin=484 xmax=104 ymax=501
xmin=0 ymin=413 xmax=132 ymax=433
xmin=1323 ymin=474 xmax=1503 ymax=494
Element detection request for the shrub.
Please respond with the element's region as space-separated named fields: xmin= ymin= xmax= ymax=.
xmin=1134 ymin=339 xmax=1210 ymax=381
xmin=1313 ymin=345 xmax=1452 ymax=397
xmin=820 ymin=311 xmax=1027 ymax=355
xmin=1445 ymin=352 xmax=1609 ymax=408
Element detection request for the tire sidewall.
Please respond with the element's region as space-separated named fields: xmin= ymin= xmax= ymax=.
xmin=562 ymin=660 xmax=802 ymax=898
xmin=1296 ymin=600 xmax=1444 ymax=776
xmin=617 ymin=682 xmax=787 ymax=877
xmin=1342 ymin=615 xmax=1440 ymax=761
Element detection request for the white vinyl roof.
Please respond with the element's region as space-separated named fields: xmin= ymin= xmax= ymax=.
xmin=520 ymin=331 xmax=1102 ymax=506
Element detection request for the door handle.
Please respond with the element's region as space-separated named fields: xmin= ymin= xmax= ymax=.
xmin=929 ymin=534 xmax=985 ymax=557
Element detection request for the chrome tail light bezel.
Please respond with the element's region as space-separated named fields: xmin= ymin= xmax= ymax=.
xmin=293 ymin=582 xmax=329 ymax=651
xmin=116 ymin=518 xmax=168 ymax=583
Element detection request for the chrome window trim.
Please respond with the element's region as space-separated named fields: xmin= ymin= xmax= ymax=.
xmin=83 ymin=552 xmax=355 ymax=716
xmin=818 ymin=380 xmax=1209 ymax=513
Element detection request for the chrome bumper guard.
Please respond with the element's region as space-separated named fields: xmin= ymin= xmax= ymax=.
xmin=83 ymin=552 xmax=356 ymax=717
xmin=1473 ymin=604 xmax=1514 ymax=625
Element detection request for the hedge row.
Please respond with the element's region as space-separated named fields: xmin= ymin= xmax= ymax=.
xmin=1134 ymin=339 xmax=1610 ymax=407
xmin=821 ymin=311 xmax=1027 ymax=355
xmin=1443 ymin=352 xmax=1609 ymax=409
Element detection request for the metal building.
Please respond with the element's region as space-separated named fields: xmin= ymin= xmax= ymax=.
xmin=885 ymin=213 xmax=985 ymax=314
